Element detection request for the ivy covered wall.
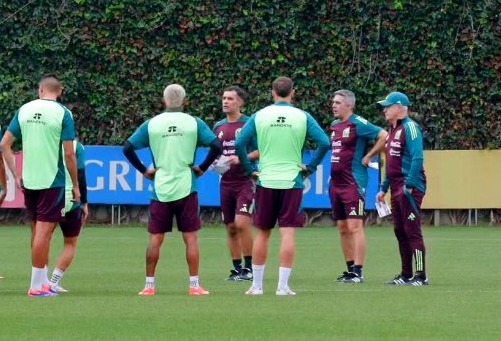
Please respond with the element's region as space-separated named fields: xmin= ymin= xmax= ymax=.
xmin=0 ymin=0 xmax=499 ymax=149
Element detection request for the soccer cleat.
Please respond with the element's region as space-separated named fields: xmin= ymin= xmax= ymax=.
xmin=245 ymin=286 xmax=263 ymax=295
xmin=276 ymin=287 xmax=296 ymax=296
xmin=406 ymin=276 xmax=429 ymax=286
xmin=225 ymin=269 xmax=241 ymax=281
xmin=189 ymin=286 xmax=210 ymax=295
xmin=27 ymin=289 xmax=58 ymax=297
xmin=335 ymin=271 xmax=350 ymax=282
xmin=386 ymin=274 xmax=412 ymax=285
xmin=138 ymin=287 xmax=156 ymax=296
xmin=239 ymin=268 xmax=253 ymax=281
xmin=342 ymin=272 xmax=364 ymax=283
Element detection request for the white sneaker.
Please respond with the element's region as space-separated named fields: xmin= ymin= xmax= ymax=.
xmin=52 ymin=285 xmax=69 ymax=293
xmin=245 ymin=286 xmax=263 ymax=295
xmin=276 ymin=287 xmax=296 ymax=296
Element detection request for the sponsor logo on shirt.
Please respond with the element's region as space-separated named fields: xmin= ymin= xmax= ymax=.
xmin=271 ymin=116 xmax=292 ymax=128
xmin=389 ymin=148 xmax=401 ymax=157
xmin=26 ymin=113 xmax=47 ymax=125
xmin=162 ymin=125 xmax=183 ymax=137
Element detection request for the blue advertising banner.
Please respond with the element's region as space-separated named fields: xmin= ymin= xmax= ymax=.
xmin=85 ymin=146 xmax=379 ymax=209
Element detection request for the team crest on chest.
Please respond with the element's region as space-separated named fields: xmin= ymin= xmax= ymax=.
xmin=235 ymin=128 xmax=242 ymax=137
xmin=342 ymin=127 xmax=350 ymax=138
xmin=218 ymin=131 xmax=224 ymax=139
xmin=394 ymin=129 xmax=402 ymax=140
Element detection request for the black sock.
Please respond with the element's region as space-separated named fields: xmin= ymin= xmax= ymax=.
xmin=243 ymin=255 xmax=252 ymax=270
xmin=353 ymin=265 xmax=363 ymax=277
xmin=232 ymin=259 xmax=242 ymax=271
xmin=346 ymin=260 xmax=355 ymax=272
xmin=415 ymin=271 xmax=426 ymax=279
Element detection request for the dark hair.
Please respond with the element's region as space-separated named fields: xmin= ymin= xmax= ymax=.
xmin=224 ymin=85 xmax=247 ymax=102
xmin=272 ymin=77 xmax=293 ymax=97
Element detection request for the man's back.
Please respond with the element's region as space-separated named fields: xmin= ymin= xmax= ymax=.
xmin=254 ymin=102 xmax=307 ymax=189
xmin=150 ymin=111 xmax=198 ymax=202
xmin=128 ymin=111 xmax=216 ymax=202
xmin=10 ymin=99 xmax=74 ymax=189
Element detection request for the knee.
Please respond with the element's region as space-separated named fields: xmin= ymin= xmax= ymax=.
xmin=227 ymin=226 xmax=239 ymax=237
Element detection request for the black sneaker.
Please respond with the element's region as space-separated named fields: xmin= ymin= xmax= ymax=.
xmin=239 ymin=268 xmax=253 ymax=281
xmin=386 ymin=274 xmax=412 ymax=285
xmin=342 ymin=272 xmax=364 ymax=283
xmin=225 ymin=269 xmax=241 ymax=281
xmin=406 ymin=275 xmax=429 ymax=286
xmin=335 ymin=271 xmax=350 ymax=282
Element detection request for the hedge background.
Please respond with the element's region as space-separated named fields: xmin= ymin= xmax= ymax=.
xmin=0 ymin=0 xmax=499 ymax=149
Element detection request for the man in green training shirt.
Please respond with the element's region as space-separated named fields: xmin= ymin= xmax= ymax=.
xmin=123 ymin=84 xmax=222 ymax=296
xmin=235 ymin=76 xmax=330 ymax=296
xmin=1 ymin=74 xmax=80 ymax=297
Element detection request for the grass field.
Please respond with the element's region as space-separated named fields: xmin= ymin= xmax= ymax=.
xmin=1 ymin=224 xmax=501 ymax=340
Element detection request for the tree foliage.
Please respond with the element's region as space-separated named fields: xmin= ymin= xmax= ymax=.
xmin=0 ymin=0 xmax=499 ymax=148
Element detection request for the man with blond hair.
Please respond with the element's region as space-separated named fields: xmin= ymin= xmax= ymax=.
xmin=123 ymin=84 xmax=222 ymax=296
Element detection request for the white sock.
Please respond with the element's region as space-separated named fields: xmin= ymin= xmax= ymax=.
xmin=42 ymin=266 xmax=51 ymax=286
xmin=252 ymin=264 xmax=265 ymax=289
xmin=50 ymin=268 xmax=65 ymax=286
xmin=30 ymin=267 xmax=45 ymax=290
xmin=278 ymin=267 xmax=292 ymax=290
xmin=189 ymin=276 xmax=199 ymax=288
xmin=145 ymin=276 xmax=155 ymax=288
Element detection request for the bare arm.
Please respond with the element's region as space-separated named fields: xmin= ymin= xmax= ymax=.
xmin=0 ymin=152 xmax=6 ymax=205
xmin=362 ymin=130 xmax=388 ymax=166
xmin=0 ymin=131 xmax=19 ymax=188
xmin=62 ymin=140 xmax=80 ymax=202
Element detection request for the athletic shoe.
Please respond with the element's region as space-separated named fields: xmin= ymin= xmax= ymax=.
xmin=52 ymin=285 xmax=69 ymax=293
xmin=138 ymin=287 xmax=156 ymax=296
xmin=386 ymin=274 xmax=412 ymax=285
xmin=342 ymin=272 xmax=364 ymax=283
xmin=27 ymin=289 xmax=58 ymax=297
xmin=245 ymin=286 xmax=263 ymax=295
xmin=276 ymin=287 xmax=296 ymax=296
xmin=189 ymin=286 xmax=210 ymax=295
xmin=41 ymin=284 xmax=57 ymax=294
xmin=406 ymin=276 xmax=429 ymax=286
xmin=42 ymin=284 xmax=68 ymax=294
xmin=335 ymin=271 xmax=350 ymax=282
xmin=225 ymin=269 xmax=241 ymax=281
xmin=239 ymin=268 xmax=253 ymax=281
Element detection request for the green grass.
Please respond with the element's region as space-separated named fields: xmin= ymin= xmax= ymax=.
xmin=1 ymin=224 xmax=501 ymax=340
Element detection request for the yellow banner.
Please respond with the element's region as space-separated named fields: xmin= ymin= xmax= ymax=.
xmin=422 ymin=150 xmax=501 ymax=209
